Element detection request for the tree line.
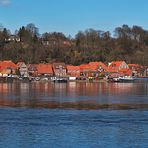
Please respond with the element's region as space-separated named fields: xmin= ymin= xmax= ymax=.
xmin=0 ymin=23 xmax=148 ymax=65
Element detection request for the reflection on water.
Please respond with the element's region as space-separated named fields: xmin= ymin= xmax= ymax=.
xmin=0 ymin=81 xmax=147 ymax=109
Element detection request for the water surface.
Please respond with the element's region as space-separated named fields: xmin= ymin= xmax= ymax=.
xmin=0 ymin=81 xmax=148 ymax=148
xmin=0 ymin=81 xmax=147 ymax=109
xmin=0 ymin=108 xmax=148 ymax=148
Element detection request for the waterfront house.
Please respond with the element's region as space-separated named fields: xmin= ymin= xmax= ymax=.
xmin=88 ymin=62 xmax=108 ymax=77
xmin=79 ymin=64 xmax=90 ymax=77
xmin=36 ymin=64 xmax=53 ymax=77
xmin=108 ymin=61 xmax=129 ymax=72
xmin=52 ymin=63 xmax=67 ymax=77
xmin=107 ymin=61 xmax=131 ymax=76
xmin=27 ymin=64 xmax=38 ymax=76
xmin=17 ymin=62 xmax=28 ymax=77
xmin=0 ymin=60 xmax=17 ymax=77
xmin=67 ymin=65 xmax=80 ymax=77
xmin=128 ymin=64 xmax=144 ymax=77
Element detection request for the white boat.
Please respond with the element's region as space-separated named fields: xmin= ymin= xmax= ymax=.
xmin=112 ymin=77 xmax=121 ymax=82
xmin=109 ymin=76 xmax=135 ymax=82
xmin=119 ymin=76 xmax=135 ymax=82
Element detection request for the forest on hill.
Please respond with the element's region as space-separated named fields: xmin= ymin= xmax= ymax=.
xmin=0 ymin=23 xmax=148 ymax=65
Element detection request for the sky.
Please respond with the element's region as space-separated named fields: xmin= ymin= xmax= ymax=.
xmin=0 ymin=0 xmax=148 ymax=37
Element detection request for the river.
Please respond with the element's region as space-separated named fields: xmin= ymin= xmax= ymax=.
xmin=0 ymin=81 xmax=148 ymax=148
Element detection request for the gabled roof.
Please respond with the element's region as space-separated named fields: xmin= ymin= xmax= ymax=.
xmin=0 ymin=60 xmax=17 ymax=72
xmin=107 ymin=61 xmax=132 ymax=75
xmin=108 ymin=61 xmax=125 ymax=72
xmin=108 ymin=61 xmax=124 ymax=69
xmin=37 ymin=64 xmax=53 ymax=74
xmin=17 ymin=62 xmax=26 ymax=68
xmin=89 ymin=61 xmax=107 ymax=71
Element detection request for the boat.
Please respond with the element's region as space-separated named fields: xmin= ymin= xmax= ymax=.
xmin=118 ymin=76 xmax=135 ymax=82
xmin=110 ymin=76 xmax=135 ymax=82
xmin=52 ymin=77 xmax=68 ymax=83
xmin=108 ymin=77 xmax=121 ymax=82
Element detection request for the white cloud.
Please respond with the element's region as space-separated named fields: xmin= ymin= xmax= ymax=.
xmin=0 ymin=0 xmax=11 ymax=6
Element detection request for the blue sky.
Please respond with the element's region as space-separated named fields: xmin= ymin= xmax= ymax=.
xmin=0 ymin=0 xmax=148 ymax=37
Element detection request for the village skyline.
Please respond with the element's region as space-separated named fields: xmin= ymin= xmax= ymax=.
xmin=0 ymin=23 xmax=148 ymax=66
xmin=0 ymin=60 xmax=147 ymax=80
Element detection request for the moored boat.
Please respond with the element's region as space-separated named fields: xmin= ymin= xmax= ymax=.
xmin=108 ymin=76 xmax=135 ymax=82
xmin=119 ymin=76 xmax=135 ymax=82
xmin=52 ymin=77 xmax=68 ymax=83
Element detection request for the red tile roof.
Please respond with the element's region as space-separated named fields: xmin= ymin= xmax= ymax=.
xmin=107 ymin=61 xmax=132 ymax=75
xmin=37 ymin=64 xmax=53 ymax=74
xmin=80 ymin=64 xmax=90 ymax=69
xmin=89 ymin=61 xmax=107 ymax=71
xmin=67 ymin=65 xmax=80 ymax=71
xmin=107 ymin=69 xmax=117 ymax=73
xmin=0 ymin=60 xmax=17 ymax=72
xmin=108 ymin=61 xmax=124 ymax=69
xmin=79 ymin=64 xmax=90 ymax=72
xmin=108 ymin=61 xmax=125 ymax=73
